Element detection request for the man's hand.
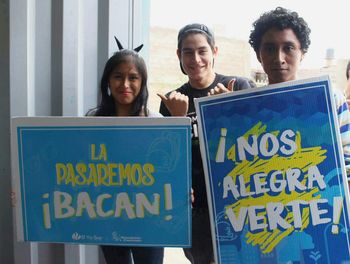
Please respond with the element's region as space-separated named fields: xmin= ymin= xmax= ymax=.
xmin=208 ymin=78 xmax=235 ymax=96
xmin=158 ymin=91 xmax=189 ymax=116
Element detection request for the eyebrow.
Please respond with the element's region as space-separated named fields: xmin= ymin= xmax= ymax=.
xmin=110 ymin=70 xmax=140 ymax=75
xmin=181 ymin=46 xmax=209 ymax=52
xmin=262 ymin=41 xmax=298 ymax=46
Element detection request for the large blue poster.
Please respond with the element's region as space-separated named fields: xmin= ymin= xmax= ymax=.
xmin=195 ymin=76 xmax=350 ymax=263
xmin=11 ymin=117 xmax=191 ymax=247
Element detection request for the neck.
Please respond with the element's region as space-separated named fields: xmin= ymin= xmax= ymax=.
xmin=116 ymin=104 xmax=132 ymax=116
xmin=268 ymin=75 xmax=297 ymax=85
xmin=188 ymin=72 xmax=216 ymax=89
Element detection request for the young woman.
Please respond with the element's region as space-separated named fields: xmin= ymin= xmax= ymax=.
xmin=91 ymin=43 xmax=163 ymax=264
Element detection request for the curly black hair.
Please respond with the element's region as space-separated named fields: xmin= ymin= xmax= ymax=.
xmin=249 ymin=7 xmax=311 ymax=54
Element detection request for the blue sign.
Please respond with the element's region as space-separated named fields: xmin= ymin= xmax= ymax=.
xmin=12 ymin=117 xmax=191 ymax=247
xmin=195 ymin=76 xmax=350 ymax=263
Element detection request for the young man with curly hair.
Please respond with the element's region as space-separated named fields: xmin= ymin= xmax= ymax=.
xmin=249 ymin=7 xmax=350 ymax=178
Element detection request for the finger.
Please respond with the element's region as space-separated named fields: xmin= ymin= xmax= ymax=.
xmin=168 ymin=91 xmax=177 ymax=100
xmin=175 ymin=92 xmax=183 ymax=100
xmin=228 ymin=78 xmax=236 ymax=92
xmin=216 ymin=83 xmax=228 ymax=94
xmin=157 ymin=93 xmax=168 ymax=101
xmin=214 ymin=87 xmax=221 ymax=93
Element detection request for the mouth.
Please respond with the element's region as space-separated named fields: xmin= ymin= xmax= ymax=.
xmin=272 ymin=68 xmax=288 ymax=71
xmin=189 ymin=65 xmax=205 ymax=72
xmin=119 ymin=91 xmax=132 ymax=96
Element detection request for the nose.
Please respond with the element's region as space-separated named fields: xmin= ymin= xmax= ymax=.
xmin=275 ymin=49 xmax=286 ymax=64
xmin=193 ymin=52 xmax=201 ymax=63
xmin=122 ymin=78 xmax=129 ymax=88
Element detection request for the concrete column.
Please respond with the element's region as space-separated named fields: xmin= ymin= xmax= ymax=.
xmin=10 ymin=0 xmax=36 ymax=262
xmin=8 ymin=0 xmax=150 ymax=263
xmin=0 ymin=0 xmax=14 ymax=261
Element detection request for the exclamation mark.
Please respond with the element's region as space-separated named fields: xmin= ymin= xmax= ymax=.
xmin=331 ymin=196 xmax=343 ymax=234
xmin=42 ymin=193 xmax=52 ymax=229
xmin=164 ymin=184 xmax=173 ymax=221
xmin=216 ymin=128 xmax=227 ymax=163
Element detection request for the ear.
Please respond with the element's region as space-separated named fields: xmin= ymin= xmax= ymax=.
xmin=256 ymin=52 xmax=262 ymax=63
xmin=300 ymin=52 xmax=305 ymax=62
xmin=176 ymin=49 xmax=181 ymax=60
xmin=134 ymin=44 xmax=143 ymax=52
xmin=213 ymin=46 xmax=218 ymax=58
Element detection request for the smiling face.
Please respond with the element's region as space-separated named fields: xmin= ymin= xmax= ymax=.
xmin=177 ymin=33 xmax=217 ymax=88
xmin=108 ymin=60 xmax=142 ymax=115
xmin=257 ymin=28 xmax=305 ymax=84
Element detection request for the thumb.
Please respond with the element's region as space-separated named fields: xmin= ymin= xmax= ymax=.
xmin=157 ymin=93 xmax=168 ymax=102
xmin=228 ymin=78 xmax=236 ymax=92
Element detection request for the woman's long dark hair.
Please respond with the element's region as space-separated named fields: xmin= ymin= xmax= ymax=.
xmin=94 ymin=49 xmax=149 ymax=117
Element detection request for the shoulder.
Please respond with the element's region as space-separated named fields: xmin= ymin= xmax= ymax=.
xmin=215 ymin=73 xmax=256 ymax=90
xmin=333 ymin=87 xmax=346 ymax=100
xmin=333 ymin=87 xmax=348 ymax=110
xmin=233 ymin=76 xmax=256 ymax=90
xmin=85 ymin=108 xmax=98 ymax=116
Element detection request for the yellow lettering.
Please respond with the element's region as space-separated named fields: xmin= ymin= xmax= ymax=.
xmin=119 ymin=164 xmax=132 ymax=185
xmin=56 ymin=163 xmax=67 ymax=184
xmin=143 ymin=163 xmax=155 ymax=186
xmin=75 ymin=163 xmax=87 ymax=185
xmin=90 ymin=144 xmax=107 ymax=161
xmin=131 ymin=164 xmax=143 ymax=186
xmin=87 ymin=164 xmax=98 ymax=186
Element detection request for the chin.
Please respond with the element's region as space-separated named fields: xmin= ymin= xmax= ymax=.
xmin=116 ymin=100 xmax=133 ymax=105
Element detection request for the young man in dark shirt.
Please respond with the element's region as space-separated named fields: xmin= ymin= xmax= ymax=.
xmin=158 ymin=23 xmax=255 ymax=264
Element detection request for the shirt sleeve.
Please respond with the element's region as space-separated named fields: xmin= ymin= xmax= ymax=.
xmin=233 ymin=77 xmax=257 ymax=91
xmin=159 ymin=101 xmax=171 ymax=116
xmin=333 ymin=89 xmax=350 ymax=179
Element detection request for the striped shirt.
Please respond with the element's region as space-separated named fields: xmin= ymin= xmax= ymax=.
xmin=333 ymin=88 xmax=350 ymax=178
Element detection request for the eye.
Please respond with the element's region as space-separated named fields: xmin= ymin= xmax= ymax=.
xmin=266 ymin=46 xmax=276 ymax=53
xmin=129 ymin=75 xmax=140 ymax=81
xmin=285 ymin=45 xmax=296 ymax=52
xmin=111 ymin=74 xmax=122 ymax=79
xmin=183 ymin=50 xmax=193 ymax=56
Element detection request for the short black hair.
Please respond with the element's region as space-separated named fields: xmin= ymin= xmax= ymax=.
xmin=177 ymin=23 xmax=215 ymax=51
xmin=177 ymin=23 xmax=216 ymax=75
xmin=249 ymin=7 xmax=311 ymax=54
xmin=346 ymin=61 xmax=350 ymax=80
